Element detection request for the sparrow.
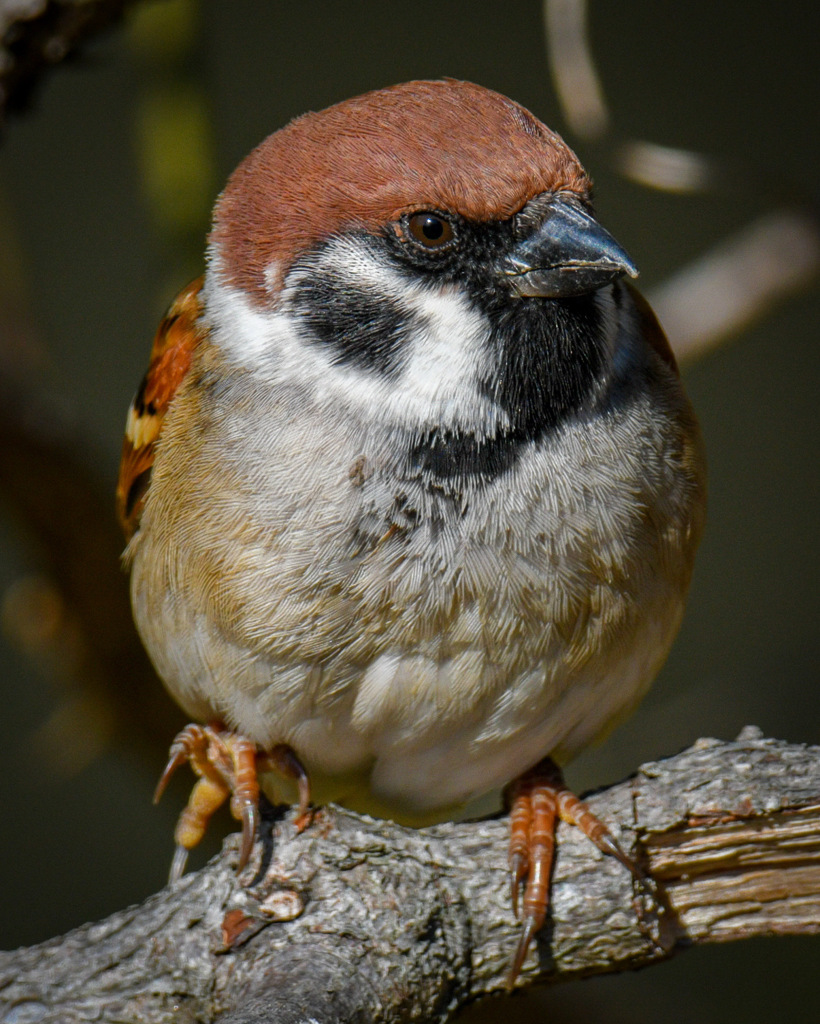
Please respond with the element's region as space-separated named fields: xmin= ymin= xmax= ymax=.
xmin=116 ymin=79 xmax=706 ymax=983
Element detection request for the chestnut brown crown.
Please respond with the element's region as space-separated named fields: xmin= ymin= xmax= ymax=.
xmin=209 ymin=79 xmax=591 ymax=303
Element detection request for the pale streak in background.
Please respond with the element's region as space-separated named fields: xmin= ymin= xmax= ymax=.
xmin=617 ymin=140 xmax=715 ymax=195
xmin=542 ymin=0 xmax=608 ymax=139
xmin=543 ymin=0 xmax=820 ymax=361
xmin=649 ymin=211 xmax=820 ymax=365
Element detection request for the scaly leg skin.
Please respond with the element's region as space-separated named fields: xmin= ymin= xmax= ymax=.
xmin=154 ymin=722 xmax=312 ymax=882
xmin=506 ymin=757 xmax=649 ymax=987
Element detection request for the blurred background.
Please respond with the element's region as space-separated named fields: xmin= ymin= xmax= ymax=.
xmin=0 ymin=2 xmax=817 ymax=1021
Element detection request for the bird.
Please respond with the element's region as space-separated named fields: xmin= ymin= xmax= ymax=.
xmin=116 ymin=78 xmax=706 ymax=983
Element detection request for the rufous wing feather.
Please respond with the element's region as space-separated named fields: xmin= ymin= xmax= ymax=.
xmin=116 ymin=278 xmax=204 ymax=540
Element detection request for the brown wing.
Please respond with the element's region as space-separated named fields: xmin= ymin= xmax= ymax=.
xmin=116 ymin=278 xmax=204 ymax=541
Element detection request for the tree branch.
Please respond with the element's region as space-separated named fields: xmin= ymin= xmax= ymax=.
xmin=0 ymin=0 xmax=143 ymax=120
xmin=2 ymin=730 xmax=818 ymax=1023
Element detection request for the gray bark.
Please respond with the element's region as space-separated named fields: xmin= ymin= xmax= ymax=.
xmin=2 ymin=730 xmax=819 ymax=1023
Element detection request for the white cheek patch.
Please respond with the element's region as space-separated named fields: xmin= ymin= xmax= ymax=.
xmin=200 ymin=256 xmax=278 ymax=368
xmin=302 ymin=234 xmax=403 ymax=298
xmin=396 ymin=281 xmax=508 ymax=434
xmin=204 ymin=245 xmax=508 ymax=437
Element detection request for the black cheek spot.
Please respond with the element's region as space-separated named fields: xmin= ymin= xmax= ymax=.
xmin=290 ymin=271 xmax=419 ymax=378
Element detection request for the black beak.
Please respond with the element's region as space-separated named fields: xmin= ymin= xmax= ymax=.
xmin=500 ymin=195 xmax=639 ymax=298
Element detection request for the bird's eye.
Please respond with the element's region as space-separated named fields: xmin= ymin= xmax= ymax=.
xmin=407 ymin=212 xmax=455 ymax=249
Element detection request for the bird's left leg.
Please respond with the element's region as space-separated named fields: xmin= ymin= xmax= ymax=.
xmin=154 ymin=722 xmax=312 ymax=882
xmin=506 ymin=757 xmax=646 ymax=986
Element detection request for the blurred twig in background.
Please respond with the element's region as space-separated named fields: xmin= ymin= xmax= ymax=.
xmin=648 ymin=211 xmax=820 ymax=364
xmin=0 ymin=0 xmax=137 ymax=120
xmin=544 ymin=0 xmax=820 ymax=362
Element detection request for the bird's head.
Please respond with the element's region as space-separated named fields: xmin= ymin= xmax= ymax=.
xmin=204 ymin=79 xmax=642 ymax=474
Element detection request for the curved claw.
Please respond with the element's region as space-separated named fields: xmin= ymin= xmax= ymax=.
xmin=262 ymin=743 xmax=314 ymax=831
xmin=153 ymin=749 xmax=188 ymax=804
xmin=237 ymin=800 xmax=258 ymax=873
xmin=507 ymin=914 xmax=540 ymax=988
xmin=509 ymin=851 xmax=528 ymax=919
xmin=169 ymin=844 xmax=189 ymax=884
xmin=591 ymin=830 xmax=657 ymax=902
xmin=597 ymin=832 xmax=639 ymax=876
xmin=293 ymin=769 xmax=312 ymax=833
